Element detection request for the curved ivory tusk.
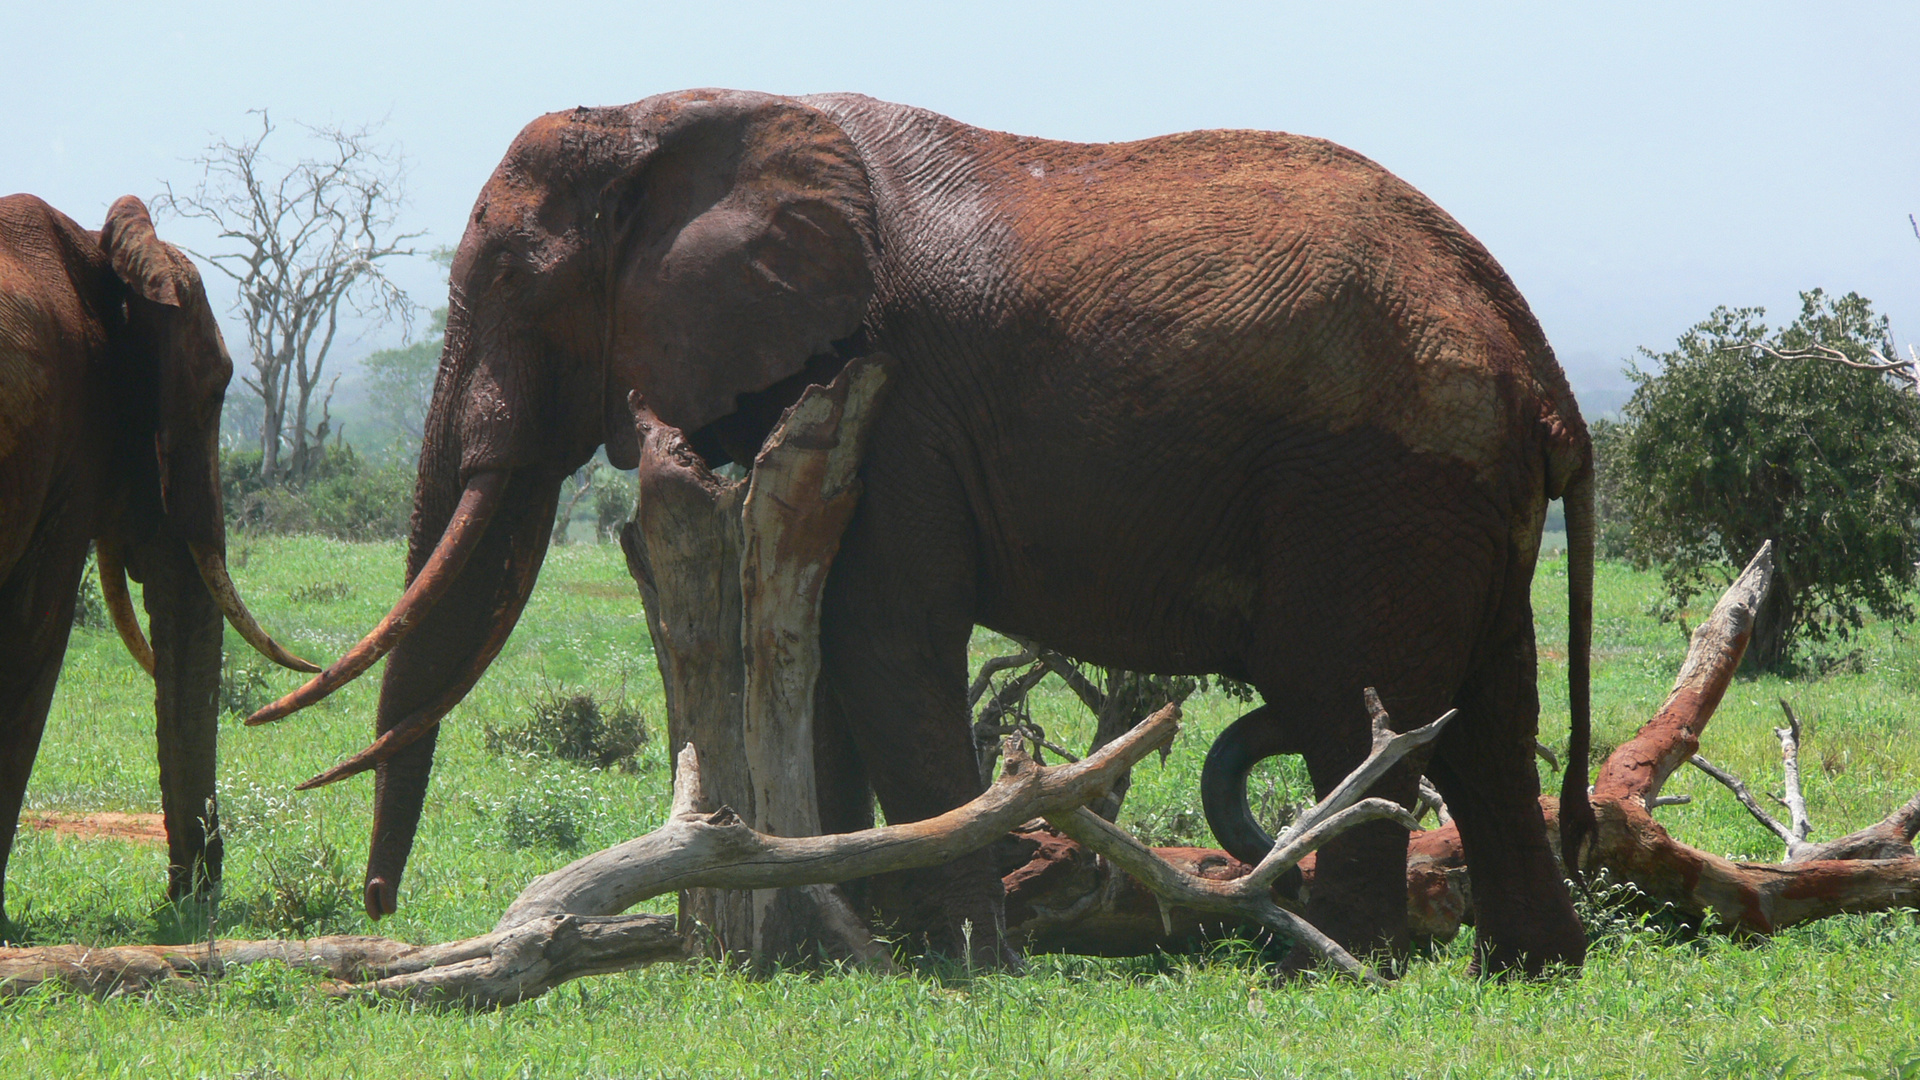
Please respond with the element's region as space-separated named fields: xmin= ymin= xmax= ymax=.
xmin=94 ymin=540 xmax=155 ymax=677
xmin=297 ymin=501 xmax=544 ymax=788
xmin=295 ymin=700 xmax=447 ymax=790
xmin=246 ymin=470 xmax=509 ymax=727
xmin=187 ymin=543 xmax=322 ymax=674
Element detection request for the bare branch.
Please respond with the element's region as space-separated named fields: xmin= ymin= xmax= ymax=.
xmin=1416 ymin=776 xmax=1452 ymax=825
xmin=1775 ymin=699 xmax=1813 ymax=843
xmin=1032 ymin=646 xmax=1108 ymax=716
xmin=496 ymin=707 xmax=1180 ymax=933
xmin=1725 ymin=340 xmax=1918 ymax=392
xmin=967 ymin=649 xmax=1036 ymax=708
xmin=1690 ymin=753 xmax=1807 ymax=857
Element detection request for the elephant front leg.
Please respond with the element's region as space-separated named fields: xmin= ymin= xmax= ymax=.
xmin=818 ymin=628 xmax=1017 ymax=969
xmin=0 ymin=534 xmax=90 ymax=931
xmin=815 ymin=481 xmax=1013 ymax=966
xmin=1296 ymin=715 xmax=1424 ymax=973
xmin=136 ymin=535 xmax=226 ymax=901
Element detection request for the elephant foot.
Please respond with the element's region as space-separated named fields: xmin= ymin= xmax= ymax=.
xmin=1293 ymin=821 xmax=1414 ymax=978
xmin=865 ymin=852 xmax=1021 ymax=970
xmin=1468 ymin=920 xmax=1587 ymax=980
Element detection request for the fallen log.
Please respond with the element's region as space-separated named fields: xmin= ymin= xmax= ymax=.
xmin=3 ymin=690 xmax=1456 ymax=1003
xmin=0 ymin=916 xmax=684 ymax=1007
xmin=0 ymin=708 xmax=1181 ymax=1005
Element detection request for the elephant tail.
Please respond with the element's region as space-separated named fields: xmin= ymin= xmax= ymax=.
xmin=1558 ymin=455 xmax=1597 ymax=882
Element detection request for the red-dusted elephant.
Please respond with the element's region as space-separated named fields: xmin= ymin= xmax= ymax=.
xmin=0 ymin=194 xmax=315 ymax=930
xmin=255 ymin=91 xmax=1597 ymax=976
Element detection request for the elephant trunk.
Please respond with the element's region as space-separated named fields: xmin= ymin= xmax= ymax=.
xmin=330 ymin=465 xmax=563 ymax=918
xmin=1199 ymin=704 xmax=1302 ymax=866
xmin=131 ymin=531 xmax=226 ymax=900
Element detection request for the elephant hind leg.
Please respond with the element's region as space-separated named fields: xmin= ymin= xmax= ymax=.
xmin=1279 ymin=688 xmax=1433 ymax=971
xmin=1426 ymin=631 xmax=1585 ymax=976
xmin=1244 ymin=442 xmax=1497 ymax=970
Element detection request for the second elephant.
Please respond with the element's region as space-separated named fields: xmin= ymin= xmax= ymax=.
xmin=0 ymin=194 xmax=315 ymax=929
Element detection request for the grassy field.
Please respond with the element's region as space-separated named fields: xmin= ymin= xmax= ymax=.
xmin=3 ymin=537 xmax=1917 ymax=1078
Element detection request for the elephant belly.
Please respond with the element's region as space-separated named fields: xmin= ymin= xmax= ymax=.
xmin=963 ymin=457 xmax=1266 ymax=680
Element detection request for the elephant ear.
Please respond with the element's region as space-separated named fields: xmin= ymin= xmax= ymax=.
xmin=604 ymin=93 xmax=878 ymax=434
xmin=100 ymin=196 xmax=196 ymax=309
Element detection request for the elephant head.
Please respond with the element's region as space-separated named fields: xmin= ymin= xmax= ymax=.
xmin=247 ymin=90 xmax=881 ymax=917
xmin=93 ymin=196 xmax=317 ymax=677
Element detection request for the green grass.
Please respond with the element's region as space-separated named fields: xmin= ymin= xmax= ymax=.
xmin=4 ymin=537 xmax=1918 ymax=1078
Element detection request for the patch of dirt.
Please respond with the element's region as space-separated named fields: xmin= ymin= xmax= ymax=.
xmin=20 ymin=811 xmax=166 ymax=844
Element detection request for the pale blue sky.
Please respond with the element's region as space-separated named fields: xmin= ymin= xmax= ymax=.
xmin=6 ymin=1 xmax=1916 ymax=413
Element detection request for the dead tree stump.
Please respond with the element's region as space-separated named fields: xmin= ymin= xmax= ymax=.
xmin=618 ymin=354 xmax=893 ymax=970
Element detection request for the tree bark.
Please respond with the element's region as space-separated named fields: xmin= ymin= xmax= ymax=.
xmin=619 ymin=354 xmax=893 ymax=970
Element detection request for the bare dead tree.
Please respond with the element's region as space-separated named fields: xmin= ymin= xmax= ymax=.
xmin=156 ymin=111 xmax=422 ymax=480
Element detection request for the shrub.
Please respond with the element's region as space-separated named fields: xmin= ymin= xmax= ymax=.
xmin=484 ymin=690 xmax=649 ymax=772
xmin=593 ymin=469 xmax=636 ymax=541
xmin=239 ymin=840 xmax=355 ymax=936
xmin=498 ymin=775 xmax=598 ymax=852
xmin=288 ymin=580 xmax=352 ymax=603
xmin=222 ymin=445 xmax=413 ymax=541
xmin=71 ymin=553 xmax=106 ymax=630
xmin=552 ymin=460 xmax=637 ymax=544
xmin=1611 ymin=290 xmax=1920 ymax=670
xmin=220 ymin=651 xmax=275 ymax=719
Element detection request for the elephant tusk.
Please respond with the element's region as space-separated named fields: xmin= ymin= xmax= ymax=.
xmin=246 ymin=470 xmax=509 ymax=726
xmin=187 ymin=542 xmax=322 ymax=674
xmin=94 ymin=540 xmax=155 ymax=677
xmin=294 ymin=702 xmax=446 ymax=790
xmin=294 ymin=515 xmax=541 ymax=788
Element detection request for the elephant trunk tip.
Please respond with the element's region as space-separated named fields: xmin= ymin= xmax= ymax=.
xmin=365 ymin=877 xmax=397 ymax=920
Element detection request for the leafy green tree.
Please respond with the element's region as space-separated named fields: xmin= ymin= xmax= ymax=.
xmin=1613 ymin=290 xmax=1920 ymax=670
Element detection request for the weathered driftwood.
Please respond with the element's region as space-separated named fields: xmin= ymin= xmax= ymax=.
xmin=0 ymin=708 xmax=1177 ymax=1004
xmin=617 ymin=353 xmax=892 ymax=968
xmin=498 ymin=708 xmax=1178 ymax=931
xmin=1043 ymin=692 xmax=1449 ymax=987
xmin=0 ymin=914 xmax=684 ymax=1008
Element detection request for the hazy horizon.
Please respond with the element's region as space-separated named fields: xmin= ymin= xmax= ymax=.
xmin=7 ymin=1 xmax=1916 ymax=422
